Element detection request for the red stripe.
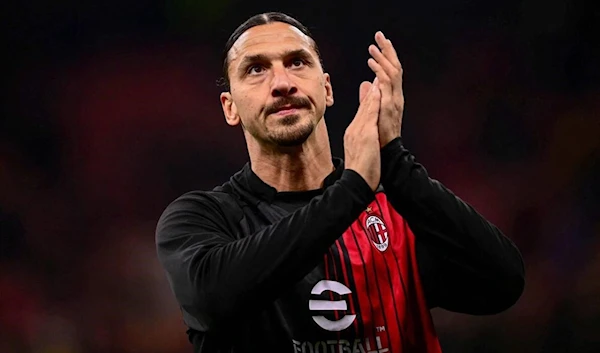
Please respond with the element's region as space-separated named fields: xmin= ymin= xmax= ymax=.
xmin=335 ymin=192 xmax=441 ymax=352
xmin=379 ymin=193 xmax=442 ymax=352
xmin=375 ymin=194 xmax=410 ymax=351
xmin=372 ymin=194 xmax=408 ymax=351
xmin=328 ymin=248 xmax=342 ymax=342
xmin=359 ymin=208 xmax=394 ymax=351
xmin=352 ymin=216 xmax=389 ymax=349
xmin=334 ymin=240 xmax=359 ymax=335
xmin=341 ymin=225 xmax=373 ymax=336
xmin=323 ymin=253 xmax=336 ymax=318
xmin=326 ymin=249 xmax=341 ymax=322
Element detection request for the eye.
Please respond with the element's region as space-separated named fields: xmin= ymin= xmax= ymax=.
xmin=291 ymin=58 xmax=306 ymax=68
xmin=247 ymin=64 xmax=265 ymax=75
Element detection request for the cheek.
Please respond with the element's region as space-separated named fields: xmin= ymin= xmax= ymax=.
xmin=311 ymin=82 xmax=328 ymax=109
xmin=235 ymin=93 xmax=263 ymax=123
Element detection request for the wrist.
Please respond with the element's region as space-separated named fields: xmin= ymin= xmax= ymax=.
xmin=381 ymin=135 xmax=403 ymax=150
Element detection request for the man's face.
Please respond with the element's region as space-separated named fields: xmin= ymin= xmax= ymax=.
xmin=220 ymin=22 xmax=334 ymax=147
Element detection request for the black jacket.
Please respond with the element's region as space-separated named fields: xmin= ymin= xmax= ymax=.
xmin=156 ymin=137 xmax=525 ymax=352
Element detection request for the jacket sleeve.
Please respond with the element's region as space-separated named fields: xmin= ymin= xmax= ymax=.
xmin=380 ymin=137 xmax=525 ymax=315
xmin=155 ymin=170 xmax=374 ymax=333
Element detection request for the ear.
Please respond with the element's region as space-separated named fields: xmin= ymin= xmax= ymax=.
xmin=323 ymin=73 xmax=334 ymax=107
xmin=220 ymin=91 xmax=240 ymax=126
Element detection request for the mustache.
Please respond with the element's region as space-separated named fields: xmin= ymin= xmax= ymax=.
xmin=264 ymin=96 xmax=311 ymax=116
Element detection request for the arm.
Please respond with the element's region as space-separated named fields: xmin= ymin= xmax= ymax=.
xmin=381 ymin=137 xmax=525 ymax=314
xmin=364 ymin=30 xmax=523 ymax=314
xmin=156 ymin=170 xmax=374 ymax=332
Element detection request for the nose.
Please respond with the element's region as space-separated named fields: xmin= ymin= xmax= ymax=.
xmin=270 ymin=66 xmax=298 ymax=97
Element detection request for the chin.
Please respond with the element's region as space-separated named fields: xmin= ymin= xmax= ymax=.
xmin=278 ymin=114 xmax=302 ymax=126
xmin=269 ymin=118 xmax=315 ymax=147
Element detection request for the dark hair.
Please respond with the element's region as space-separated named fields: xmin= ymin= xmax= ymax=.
xmin=218 ymin=12 xmax=323 ymax=91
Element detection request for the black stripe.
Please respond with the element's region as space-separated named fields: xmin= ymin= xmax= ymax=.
xmin=404 ymin=221 xmax=426 ymax=344
xmin=322 ymin=252 xmax=334 ymax=328
xmin=337 ymin=237 xmax=364 ymax=337
xmin=358 ymin=219 xmax=392 ymax=349
xmin=349 ymin=227 xmax=380 ymax=346
xmin=326 ymin=248 xmax=340 ymax=321
xmin=374 ymin=196 xmax=409 ymax=350
xmin=382 ymin=253 xmax=406 ymax=352
xmin=327 ymin=247 xmax=343 ymax=342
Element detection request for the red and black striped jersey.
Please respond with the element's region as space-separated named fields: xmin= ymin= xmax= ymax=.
xmin=156 ymin=138 xmax=525 ymax=353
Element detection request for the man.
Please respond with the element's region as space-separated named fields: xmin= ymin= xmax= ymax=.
xmin=156 ymin=12 xmax=525 ymax=353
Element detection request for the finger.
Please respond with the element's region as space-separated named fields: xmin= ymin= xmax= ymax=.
xmin=375 ymin=31 xmax=402 ymax=71
xmin=365 ymin=84 xmax=381 ymax=123
xmin=360 ymin=77 xmax=378 ymax=103
xmin=363 ymin=78 xmax=380 ymax=108
xmin=367 ymin=58 xmax=392 ymax=97
xmin=359 ymin=81 xmax=372 ymax=103
xmin=370 ymin=43 xmax=403 ymax=107
xmin=355 ymin=79 xmax=380 ymax=124
xmin=368 ymin=44 xmax=399 ymax=80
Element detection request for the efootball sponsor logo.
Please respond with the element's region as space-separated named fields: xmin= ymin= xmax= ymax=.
xmin=309 ymin=280 xmax=356 ymax=331
xmin=302 ymin=280 xmax=390 ymax=352
xmin=292 ymin=337 xmax=389 ymax=353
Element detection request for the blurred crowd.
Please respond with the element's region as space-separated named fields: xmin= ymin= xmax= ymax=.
xmin=1 ymin=1 xmax=598 ymax=352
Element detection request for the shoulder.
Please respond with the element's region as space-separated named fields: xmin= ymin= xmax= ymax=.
xmin=155 ymin=183 xmax=244 ymax=241
xmin=162 ymin=173 xmax=246 ymax=218
xmin=166 ymin=188 xmax=237 ymax=212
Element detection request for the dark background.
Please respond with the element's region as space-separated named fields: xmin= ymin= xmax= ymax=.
xmin=2 ymin=0 xmax=599 ymax=352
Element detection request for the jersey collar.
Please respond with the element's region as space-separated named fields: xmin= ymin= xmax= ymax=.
xmin=235 ymin=157 xmax=345 ymax=203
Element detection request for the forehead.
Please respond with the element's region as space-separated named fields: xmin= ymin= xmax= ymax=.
xmin=228 ymin=22 xmax=316 ymax=64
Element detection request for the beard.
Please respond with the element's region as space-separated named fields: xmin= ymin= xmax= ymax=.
xmin=267 ymin=113 xmax=315 ymax=147
xmin=243 ymin=112 xmax=316 ymax=148
xmin=262 ymin=96 xmax=315 ymax=146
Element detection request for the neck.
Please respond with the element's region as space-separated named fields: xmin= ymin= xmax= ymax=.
xmin=246 ymin=119 xmax=334 ymax=192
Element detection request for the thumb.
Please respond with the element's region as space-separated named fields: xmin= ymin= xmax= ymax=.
xmin=359 ymin=81 xmax=372 ymax=103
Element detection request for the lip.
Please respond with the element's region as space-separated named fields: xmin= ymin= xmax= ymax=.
xmin=273 ymin=107 xmax=299 ymax=116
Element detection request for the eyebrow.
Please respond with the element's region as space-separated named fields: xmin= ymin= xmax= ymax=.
xmin=236 ymin=49 xmax=313 ymax=77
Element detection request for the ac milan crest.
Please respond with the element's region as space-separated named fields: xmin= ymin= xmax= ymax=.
xmin=365 ymin=215 xmax=389 ymax=252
